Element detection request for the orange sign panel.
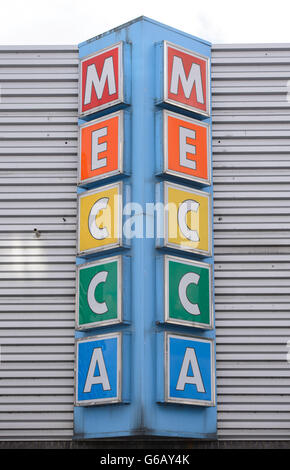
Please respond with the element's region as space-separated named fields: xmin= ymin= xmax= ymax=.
xmin=79 ymin=111 xmax=122 ymax=185
xmin=164 ymin=110 xmax=210 ymax=185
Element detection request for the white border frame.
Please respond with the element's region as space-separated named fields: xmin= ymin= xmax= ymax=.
xmin=78 ymin=110 xmax=124 ymax=186
xmin=77 ymin=181 xmax=123 ymax=256
xmin=75 ymin=332 xmax=122 ymax=406
xmin=164 ymin=181 xmax=212 ymax=257
xmin=79 ymin=42 xmax=124 ymax=117
xmin=165 ymin=332 xmax=215 ymax=407
xmin=162 ymin=109 xmax=211 ymax=186
xmin=163 ymin=40 xmax=210 ymax=117
xmin=75 ymin=255 xmax=122 ymax=330
xmin=164 ymin=254 xmax=214 ymax=330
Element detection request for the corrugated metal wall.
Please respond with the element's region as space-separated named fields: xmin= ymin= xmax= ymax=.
xmin=212 ymin=44 xmax=290 ymax=440
xmin=1 ymin=41 xmax=290 ymax=442
xmin=0 ymin=46 xmax=78 ymax=440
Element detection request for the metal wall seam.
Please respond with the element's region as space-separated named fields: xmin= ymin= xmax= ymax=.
xmin=212 ymin=44 xmax=290 ymax=440
xmin=0 ymin=46 xmax=78 ymax=440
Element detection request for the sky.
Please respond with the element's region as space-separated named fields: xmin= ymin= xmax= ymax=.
xmin=0 ymin=0 xmax=290 ymax=45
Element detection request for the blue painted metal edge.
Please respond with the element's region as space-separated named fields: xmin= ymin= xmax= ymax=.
xmin=78 ymin=16 xmax=211 ymax=49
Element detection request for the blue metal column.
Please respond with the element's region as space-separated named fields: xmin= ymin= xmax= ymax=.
xmin=74 ymin=16 xmax=216 ymax=439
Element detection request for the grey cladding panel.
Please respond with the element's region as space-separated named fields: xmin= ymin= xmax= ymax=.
xmin=0 ymin=46 xmax=78 ymax=441
xmin=212 ymin=44 xmax=290 ymax=440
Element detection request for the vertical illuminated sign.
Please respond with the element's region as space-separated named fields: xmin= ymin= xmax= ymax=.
xmin=156 ymin=37 xmax=215 ymax=412
xmin=75 ymin=38 xmax=131 ymax=414
xmin=74 ymin=17 xmax=215 ymax=440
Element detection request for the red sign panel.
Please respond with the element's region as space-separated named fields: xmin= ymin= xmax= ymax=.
xmin=80 ymin=43 xmax=123 ymax=116
xmin=164 ymin=42 xmax=209 ymax=116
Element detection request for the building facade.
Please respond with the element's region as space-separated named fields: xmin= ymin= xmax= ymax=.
xmin=0 ymin=18 xmax=290 ymax=446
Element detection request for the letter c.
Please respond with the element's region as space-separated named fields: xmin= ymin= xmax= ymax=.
xmin=178 ymin=272 xmax=200 ymax=316
xmin=87 ymin=271 xmax=108 ymax=315
xmin=178 ymin=199 xmax=199 ymax=242
xmin=88 ymin=197 xmax=109 ymax=240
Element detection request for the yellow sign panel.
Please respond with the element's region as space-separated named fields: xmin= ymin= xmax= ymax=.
xmin=77 ymin=182 xmax=122 ymax=255
xmin=165 ymin=182 xmax=211 ymax=256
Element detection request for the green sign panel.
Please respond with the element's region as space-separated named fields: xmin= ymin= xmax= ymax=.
xmin=76 ymin=256 xmax=121 ymax=330
xmin=165 ymin=255 xmax=213 ymax=329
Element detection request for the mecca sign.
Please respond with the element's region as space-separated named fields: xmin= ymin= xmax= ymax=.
xmin=163 ymin=41 xmax=210 ymax=116
xmin=79 ymin=42 xmax=123 ymax=116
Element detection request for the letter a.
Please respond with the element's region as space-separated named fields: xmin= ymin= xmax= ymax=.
xmin=83 ymin=348 xmax=111 ymax=392
xmin=176 ymin=347 xmax=205 ymax=392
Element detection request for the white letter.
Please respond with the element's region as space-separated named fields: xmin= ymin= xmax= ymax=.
xmin=91 ymin=127 xmax=107 ymax=170
xmin=178 ymin=272 xmax=200 ymax=315
xmin=179 ymin=127 xmax=196 ymax=170
xmin=170 ymin=56 xmax=204 ymax=104
xmin=87 ymin=271 xmax=108 ymax=314
xmin=88 ymin=197 xmax=109 ymax=240
xmin=84 ymin=57 xmax=116 ymax=105
xmin=176 ymin=347 xmax=205 ymax=392
xmin=83 ymin=347 xmax=111 ymax=392
xmin=178 ymin=199 xmax=199 ymax=242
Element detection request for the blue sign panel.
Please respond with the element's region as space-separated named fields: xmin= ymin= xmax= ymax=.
xmin=76 ymin=333 xmax=121 ymax=406
xmin=166 ymin=333 xmax=215 ymax=406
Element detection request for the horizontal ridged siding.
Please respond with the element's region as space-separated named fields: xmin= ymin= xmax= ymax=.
xmin=212 ymin=43 xmax=290 ymax=440
xmin=0 ymin=46 xmax=78 ymax=440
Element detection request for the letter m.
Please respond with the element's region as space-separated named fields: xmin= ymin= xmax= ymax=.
xmin=170 ymin=56 xmax=204 ymax=104
xmin=84 ymin=56 xmax=117 ymax=105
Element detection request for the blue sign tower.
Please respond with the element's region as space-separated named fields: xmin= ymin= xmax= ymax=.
xmin=74 ymin=16 xmax=216 ymax=439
